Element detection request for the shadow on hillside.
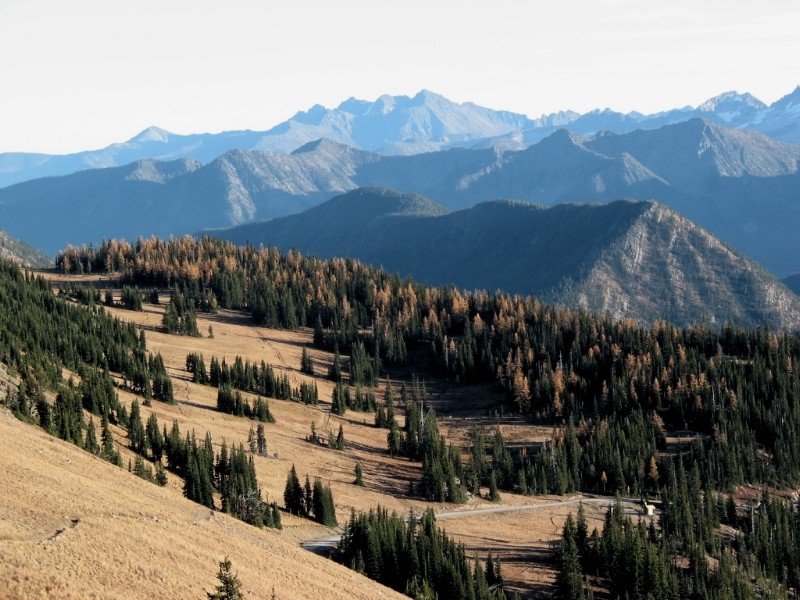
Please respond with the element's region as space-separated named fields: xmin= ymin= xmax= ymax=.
xmin=361 ymin=457 xmax=419 ymax=498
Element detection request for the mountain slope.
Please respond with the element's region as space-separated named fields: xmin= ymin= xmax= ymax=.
xmin=214 ymin=187 xmax=449 ymax=254
xmin=0 ymin=158 xmax=205 ymax=254
xmin=0 ymin=230 xmax=51 ymax=268
xmin=3 ymin=119 xmax=800 ymax=276
xmin=219 ymin=191 xmax=800 ymax=329
xmin=0 ymin=406 xmax=407 ymax=600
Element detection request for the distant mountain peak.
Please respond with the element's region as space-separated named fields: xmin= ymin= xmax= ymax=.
xmin=289 ymin=103 xmax=330 ymax=126
xmin=129 ymin=126 xmax=172 ymax=144
xmin=698 ymin=91 xmax=766 ymax=112
xmin=412 ymin=89 xmax=445 ymax=103
xmin=290 ymin=138 xmax=357 ymax=155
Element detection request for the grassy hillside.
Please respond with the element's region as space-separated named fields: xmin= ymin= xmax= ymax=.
xmin=0 ymin=405 xmax=411 ymax=600
xmin=4 ymin=275 xmax=589 ymax=598
xmin=10 ymin=240 xmax=800 ymax=598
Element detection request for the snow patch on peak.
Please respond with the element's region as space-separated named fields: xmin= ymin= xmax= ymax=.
xmin=411 ymin=89 xmax=448 ymax=106
xmin=698 ymin=91 xmax=766 ymax=113
xmin=368 ymin=94 xmax=397 ymax=115
xmin=130 ymin=126 xmax=171 ymax=144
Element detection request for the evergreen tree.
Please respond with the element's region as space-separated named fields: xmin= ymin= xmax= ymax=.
xmin=207 ymin=557 xmax=244 ymax=600
xmin=489 ymin=470 xmax=501 ymax=502
xmin=84 ymin=417 xmax=100 ymax=455
xmin=354 ymin=462 xmax=364 ymax=486
xmin=256 ymin=423 xmax=267 ymax=456
xmin=283 ymin=464 xmax=304 ymax=516
xmin=300 ymin=347 xmax=314 ymax=375
xmin=555 ymin=514 xmax=586 ymax=600
xmin=146 ymin=412 xmax=163 ymax=460
xmin=155 ymin=461 xmax=168 ymax=486
xmin=128 ymin=399 xmax=147 ymax=454
xmin=312 ymin=478 xmax=338 ymax=526
xmin=100 ymin=411 xmax=121 ymax=466
xmin=328 ymin=349 xmax=342 ymax=382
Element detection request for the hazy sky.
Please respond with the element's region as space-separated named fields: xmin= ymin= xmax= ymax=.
xmin=1 ymin=0 xmax=798 ymax=154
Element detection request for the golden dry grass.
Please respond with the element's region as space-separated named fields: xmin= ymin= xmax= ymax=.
xmin=0 ymin=407 xmax=408 ymax=600
xmin=4 ymin=277 xmax=610 ymax=597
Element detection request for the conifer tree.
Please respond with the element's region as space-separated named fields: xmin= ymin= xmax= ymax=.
xmin=256 ymin=423 xmax=267 ymax=456
xmin=312 ymin=478 xmax=338 ymax=526
xmin=300 ymin=347 xmax=314 ymax=375
xmin=354 ymin=462 xmax=364 ymax=486
xmin=146 ymin=412 xmax=163 ymax=460
xmin=283 ymin=464 xmax=304 ymax=515
xmin=84 ymin=417 xmax=100 ymax=455
xmin=100 ymin=411 xmax=121 ymax=466
xmin=489 ymin=470 xmax=501 ymax=502
xmin=128 ymin=399 xmax=147 ymax=455
xmin=555 ymin=514 xmax=586 ymax=600
xmin=304 ymin=475 xmax=313 ymax=517
xmin=328 ymin=350 xmax=342 ymax=382
xmin=207 ymin=557 xmax=243 ymax=600
xmin=335 ymin=424 xmax=346 ymax=450
xmin=155 ymin=461 xmax=168 ymax=486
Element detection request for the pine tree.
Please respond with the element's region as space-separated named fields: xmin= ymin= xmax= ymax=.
xmin=207 ymin=557 xmax=244 ymax=600
xmin=304 ymin=475 xmax=313 ymax=517
xmin=335 ymin=424 xmax=346 ymax=450
xmin=300 ymin=347 xmax=314 ymax=375
xmin=489 ymin=470 xmax=501 ymax=502
xmin=84 ymin=417 xmax=100 ymax=455
xmin=100 ymin=411 xmax=121 ymax=466
xmin=128 ymin=399 xmax=147 ymax=454
xmin=283 ymin=464 xmax=304 ymax=515
xmin=146 ymin=412 xmax=163 ymax=460
xmin=256 ymin=423 xmax=267 ymax=456
xmin=312 ymin=478 xmax=338 ymax=526
xmin=155 ymin=461 xmax=168 ymax=486
xmin=328 ymin=350 xmax=342 ymax=382
xmin=354 ymin=462 xmax=364 ymax=486
xmin=247 ymin=425 xmax=257 ymax=454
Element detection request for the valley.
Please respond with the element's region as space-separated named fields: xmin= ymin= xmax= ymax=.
xmin=2 ymin=82 xmax=800 ymax=600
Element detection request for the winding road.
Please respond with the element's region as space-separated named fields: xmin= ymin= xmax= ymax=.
xmin=301 ymin=495 xmax=644 ymax=555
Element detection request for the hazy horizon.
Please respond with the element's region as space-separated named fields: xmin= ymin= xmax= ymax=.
xmin=1 ymin=0 xmax=798 ymax=154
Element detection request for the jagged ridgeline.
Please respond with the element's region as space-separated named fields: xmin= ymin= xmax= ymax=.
xmin=58 ymin=237 xmax=800 ymax=494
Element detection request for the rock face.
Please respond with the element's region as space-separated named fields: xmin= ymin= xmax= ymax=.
xmin=560 ymin=203 xmax=800 ymax=328
xmin=218 ymin=190 xmax=800 ymax=330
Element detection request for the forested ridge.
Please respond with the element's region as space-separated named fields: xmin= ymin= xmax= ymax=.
xmin=52 ymin=237 xmax=800 ymax=598
xmin=57 ymin=237 xmax=800 ymax=489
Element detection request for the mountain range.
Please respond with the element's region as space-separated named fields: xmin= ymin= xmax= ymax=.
xmin=215 ymin=188 xmax=800 ymax=330
xmin=3 ymin=118 xmax=799 ymax=279
xmin=1 ymin=86 xmax=798 ymax=188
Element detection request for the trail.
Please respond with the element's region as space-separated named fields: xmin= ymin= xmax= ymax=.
xmin=256 ymin=327 xmax=299 ymax=387
xmin=301 ymin=495 xmax=642 ymax=555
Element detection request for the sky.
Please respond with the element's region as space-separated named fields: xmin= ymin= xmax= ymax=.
xmin=1 ymin=0 xmax=798 ymax=155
